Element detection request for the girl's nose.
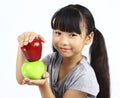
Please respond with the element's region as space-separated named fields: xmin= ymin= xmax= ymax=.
xmin=60 ymin=36 xmax=69 ymax=46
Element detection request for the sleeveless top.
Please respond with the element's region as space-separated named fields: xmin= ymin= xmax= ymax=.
xmin=42 ymin=52 xmax=99 ymax=98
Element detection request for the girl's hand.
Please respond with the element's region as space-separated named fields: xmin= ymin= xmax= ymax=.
xmin=17 ymin=32 xmax=45 ymax=47
xmin=22 ymin=72 xmax=49 ymax=86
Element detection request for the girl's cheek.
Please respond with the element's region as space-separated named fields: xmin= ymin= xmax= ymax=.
xmin=53 ymin=37 xmax=60 ymax=43
xmin=52 ymin=38 xmax=57 ymax=46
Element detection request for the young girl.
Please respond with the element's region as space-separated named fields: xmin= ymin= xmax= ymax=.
xmin=16 ymin=4 xmax=110 ymax=98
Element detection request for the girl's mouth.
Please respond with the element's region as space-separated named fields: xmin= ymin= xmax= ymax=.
xmin=60 ymin=47 xmax=71 ymax=52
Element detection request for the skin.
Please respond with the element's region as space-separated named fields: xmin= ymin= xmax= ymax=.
xmin=16 ymin=30 xmax=94 ymax=98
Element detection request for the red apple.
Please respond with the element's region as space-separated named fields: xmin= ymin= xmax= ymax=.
xmin=21 ymin=37 xmax=42 ymax=61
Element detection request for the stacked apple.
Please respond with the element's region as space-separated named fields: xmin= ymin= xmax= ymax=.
xmin=21 ymin=38 xmax=45 ymax=80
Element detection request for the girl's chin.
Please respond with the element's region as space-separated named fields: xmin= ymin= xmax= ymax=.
xmin=59 ymin=52 xmax=72 ymax=58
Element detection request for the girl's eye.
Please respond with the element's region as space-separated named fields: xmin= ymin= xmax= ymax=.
xmin=55 ymin=32 xmax=61 ymax=36
xmin=69 ymin=33 xmax=77 ymax=37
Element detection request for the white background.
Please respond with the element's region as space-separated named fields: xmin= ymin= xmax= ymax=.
xmin=0 ymin=0 xmax=120 ymax=98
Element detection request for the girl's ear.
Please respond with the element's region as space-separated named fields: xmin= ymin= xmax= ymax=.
xmin=85 ymin=32 xmax=94 ymax=45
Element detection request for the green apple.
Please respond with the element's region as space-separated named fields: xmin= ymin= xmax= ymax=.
xmin=21 ymin=60 xmax=45 ymax=80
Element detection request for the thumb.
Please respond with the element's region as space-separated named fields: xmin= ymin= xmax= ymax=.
xmin=42 ymin=72 xmax=49 ymax=79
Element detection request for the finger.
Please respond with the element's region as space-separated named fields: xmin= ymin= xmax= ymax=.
xmin=17 ymin=35 xmax=25 ymax=47
xmin=24 ymin=78 xmax=30 ymax=81
xmin=19 ymin=42 xmax=24 ymax=47
xmin=22 ymin=80 xmax=25 ymax=84
xmin=29 ymin=32 xmax=37 ymax=43
xmin=21 ymin=78 xmax=28 ymax=85
xmin=42 ymin=72 xmax=49 ymax=79
xmin=22 ymin=32 xmax=35 ymax=46
xmin=28 ymin=79 xmax=47 ymax=85
xmin=23 ymin=78 xmax=34 ymax=85
xmin=17 ymin=34 xmax=24 ymax=43
xmin=38 ymin=34 xmax=46 ymax=42
xmin=23 ymin=32 xmax=30 ymax=45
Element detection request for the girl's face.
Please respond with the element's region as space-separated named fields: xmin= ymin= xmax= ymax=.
xmin=52 ymin=29 xmax=92 ymax=58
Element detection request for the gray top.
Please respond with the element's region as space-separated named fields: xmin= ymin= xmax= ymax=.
xmin=43 ymin=52 xmax=99 ymax=98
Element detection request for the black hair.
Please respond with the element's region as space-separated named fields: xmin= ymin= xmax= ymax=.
xmin=51 ymin=4 xmax=110 ymax=98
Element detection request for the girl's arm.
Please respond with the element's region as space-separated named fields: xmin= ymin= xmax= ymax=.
xmin=16 ymin=46 xmax=25 ymax=84
xmin=63 ymin=90 xmax=87 ymax=98
xmin=22 ymin=76 xmax=87 ymax=98
xmin=21 ymin=72 xmax=55 ymax=98
xmin=39 ymin=82 xmax=87 ymax=98
xmin=39 ymin=80 xmax=55 ymax=98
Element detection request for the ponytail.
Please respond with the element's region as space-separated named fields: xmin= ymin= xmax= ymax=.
xmin=90 ymin=29 xmax=110 ymax=98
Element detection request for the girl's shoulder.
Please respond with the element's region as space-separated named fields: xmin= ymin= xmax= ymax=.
xmin=43 ymin=52 xmax=60 ymax=60
xmin=66 ymin=56 xmax=99 ymax=97
xmin=79 ymin=56 xmax=94 ymax=74
xmin=42 ymin=52 xmax=61 ymax=66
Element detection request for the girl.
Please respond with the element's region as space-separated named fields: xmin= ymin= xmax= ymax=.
xmin=16 ymin=4 xmax=110 ymax=98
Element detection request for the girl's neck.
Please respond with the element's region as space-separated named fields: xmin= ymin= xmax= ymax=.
xmin=58 ymin=54 xmax=83 ymax=81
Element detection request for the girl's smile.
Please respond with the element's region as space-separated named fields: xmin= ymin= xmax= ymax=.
xmin=60 ymin=47 xmax=72 ymax=52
